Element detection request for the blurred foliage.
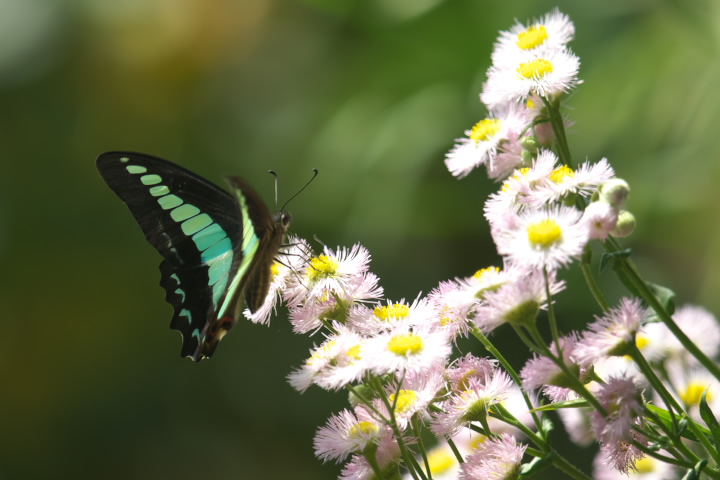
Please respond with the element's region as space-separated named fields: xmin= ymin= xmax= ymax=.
xmin=1 ymin=0 xmax=720 ymax=478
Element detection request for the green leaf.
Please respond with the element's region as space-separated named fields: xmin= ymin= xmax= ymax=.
xmin=699 ymin=389 xmax=720 ymax=448
xmin=599 ymin=248 xmax=632 ymax=273
xmin=645 ymin=282 xmax=676 ymax=316
xmin=530 ymin=398 xmax=590 ymax=412
xmin=680 ymin=459 xmax=707 ymax=480
xmin=519 ymin=451 xmax=555 ymax=477
xmin=646 ymin=404 xmax=711 ymax=442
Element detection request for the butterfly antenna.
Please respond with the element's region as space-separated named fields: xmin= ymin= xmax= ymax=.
xmin=280 ymin=169 xmax=319 ymax=211
xmin=268 ymin=170 xmax=279 ymax=210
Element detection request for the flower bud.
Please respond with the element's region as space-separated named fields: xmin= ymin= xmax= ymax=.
xmin=598 ymin=179 xmax=630 ymax=208
xmin=610 ymin=210 xmax=635 ymax=238
xmin=520 ymin=135 xmax=539 ymax=154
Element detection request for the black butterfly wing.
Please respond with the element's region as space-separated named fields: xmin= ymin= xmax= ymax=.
xmin=96 ymin=151 xmax=245 ymax=359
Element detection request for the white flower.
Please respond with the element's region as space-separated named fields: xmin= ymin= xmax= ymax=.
xmin=491 ymin=205 xmax=588 ymax=271
xmin=287 ymin=325 xmax=369 ymax=392
xmin=491 ymin=9 xmax=575 ymax=64
xmin=445 ymin=102 xmax=532 ymax=179
xmin=314 ymin=407 xmax=385 ymax=463
xmin=363 ymin=324 xmax=452 ymax=377
xmin=473 ymin=267 xmax=565 ymax=333
xmin=481 ymin=48 xmax=581 ymax=110
xmin=431 ymin=369 xmax=514 ymax=437
xmin=349 ymin=296 xmax=434 ymax=335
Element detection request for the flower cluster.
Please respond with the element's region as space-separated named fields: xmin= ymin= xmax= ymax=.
xmin=240 ymin=10 xmax=720 ymax=480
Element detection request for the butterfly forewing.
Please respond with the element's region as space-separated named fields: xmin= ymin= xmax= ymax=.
xmin=96 ymin=151 xmax=274 ymax=360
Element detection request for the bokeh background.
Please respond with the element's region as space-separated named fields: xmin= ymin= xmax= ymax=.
xmin=2 ymin=0 xmax=720 ymax=478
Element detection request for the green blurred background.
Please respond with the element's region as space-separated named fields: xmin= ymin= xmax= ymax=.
xmin=2 ymin=0 xmax=720 ymax=478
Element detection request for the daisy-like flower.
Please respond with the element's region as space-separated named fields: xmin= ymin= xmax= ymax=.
xmin=481 ymin=47 xmax=581 ymax=110
xmin=314 ymin=407 xmax=385 ymax=463
xmin=520 ymin=332 xmax=592 ymax=402
xmin=376 ymin=365 xmax=446 ymax=429
xmin=459 ymin=433 xmax=526 ymax=480
xmin=665 ymin=365 xmax=720 ymax=422
xmin=473 ymin=267 xmax=565 ymax=334
xmin=490 ymin=205 xmax=588 ymax=271
xmin=363 ymin=324 xmax=452 ymax=377
xmin=339 ymin=432 xmax=401 ymax=480
xmin=287 ymin=325 xmax=368 ymax=392
xmin=590 ymin=376 xmax=644 ymax=445
xmin=431 ymin=369 xmax=514 ymax=437
xmin=445 ymin=102 xmax=532 ymax=179
xmin=402 ymin=442 xmax=463 ymax=480
xmin=529 ymin=157 xmax=615 ymax=208
xmin=348 ymin=296 xmax=434 ymax=336
xmin=598 ymin=435 xmax=649 ymax=476
xmin=427 ymin=279 xmax=476 ymax=339
xmin=593 ymin=450 xmax=676 ymax=480
xmin=428 ymin=266 xmax=515 ymax=339
xmin=572 ymin=297 xmax=648 ymax=366
xmin=583 ymin=200 xmax=619 ymax=241
xmin=491 ymin=9 xmax=575 ymax=63
xmin=446 ymin=354 xmax=498 ymax=393
xmin=640 ymin=305 xmax=720 ymax=367
xmin=284 ymin=243 xmax=380 ymax=307
xmin=243 ymin=235 xmax=312 ymax=324
xmin=484 ymin=149 xmax=558 ymax=223
xmin=287 ymin=270 xmax=384 ymax=334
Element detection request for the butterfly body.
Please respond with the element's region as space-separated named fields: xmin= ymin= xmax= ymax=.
xmin=96 ymin=152 xmax=290 ymax=361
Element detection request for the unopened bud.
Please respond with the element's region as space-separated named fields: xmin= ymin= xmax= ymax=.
xmin=610 ymin=210 xmax=636 ymax=238
xmin=599 ymin=179 xmax=630 ymax=208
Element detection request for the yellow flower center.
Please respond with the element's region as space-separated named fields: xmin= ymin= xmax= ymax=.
xmin=517 ymin=25 xmax=548 ymax=50
xmin=345 ymin=344 xmax=362 ymax=360
xmin=389 ymin=389 xmax=417 ymax=414
xmin=549 ymin=165 xmax=575 ymax=184
xmin=374 ymin=303 xmax=410 ymax=321
xmin=469 ymin=435 xmax=487 ymax=450
xmin=517 ymin=58 xmax=554 ymax=79
xmin=469 ymin=118 xmax=502 ymax=142
xmin=387 ymin=334 xmax=423 ymax=356
xmin=635 ymin=334 xmax=650 ymax=351
xmin=634 ymin=456 xmax=655 ymax=474
xmin=308 ymin=255 xmax=339 ymax=282
xmin=473 ymin=266 xmax=500 ymax=280
xmin=348 ymin=421 xmax=379 ymax=439
xmin=527 ymin=219 xmax=562 ymax=248
xmin=271 ymin=261 xmax=282 ymax=278
xmin=427 ymin=449 xmax=456 ymax=475
xmin=680 ymin=381 xmax=711 ymax=407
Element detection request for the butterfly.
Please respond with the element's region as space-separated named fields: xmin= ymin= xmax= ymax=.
xmin=96 ymin=151 xmax=292 ymax=361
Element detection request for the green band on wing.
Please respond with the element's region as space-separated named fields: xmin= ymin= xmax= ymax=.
xmin=192 ymin=223 xmax=226 ymax=251
xmin=126 ymin=165 xmax=147 ymax=174
xmin=170 ymin=204 xmax=200 ymax=222
xmin=140 ymin=174 xmax=162 ymax=185
xmin=181 ymin=213 xmax=213 ymax=236
xmin=158 ymin=194 xmax=183 ymax=210
xmin=149 ymin=185 xmax=170 ymax=197
xmin=201 ymin=237 xmax=232 ymax=262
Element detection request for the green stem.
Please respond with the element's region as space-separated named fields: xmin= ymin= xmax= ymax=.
xmin=612 ymin=252 xmax=720 ymax=381
xmin=469 ymin=327 xmax=545 ymax=435
xmin=580 ymin=247 xmax=610 ymax=311
xmin=446 ymin=438 xmax=464 ymax=465
xmin=368 ymin=376 xmax=426 ymax=480
xmin=541 ymin=96 xmax=573 ymax=168
xmin=411 ymin=416 xmax=433 ymax=480
xmin=543 ymin=267 xmax=561 ymax=349
xmin=524 ymin=323 xmax=607 ymax=416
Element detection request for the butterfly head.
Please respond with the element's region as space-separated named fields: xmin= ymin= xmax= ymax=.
xmin=274 ymin=210 xmax=293 ymax=231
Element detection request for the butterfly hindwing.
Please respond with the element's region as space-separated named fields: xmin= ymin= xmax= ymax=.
xmin=97 ymin=151 xmax=272 ymax=360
